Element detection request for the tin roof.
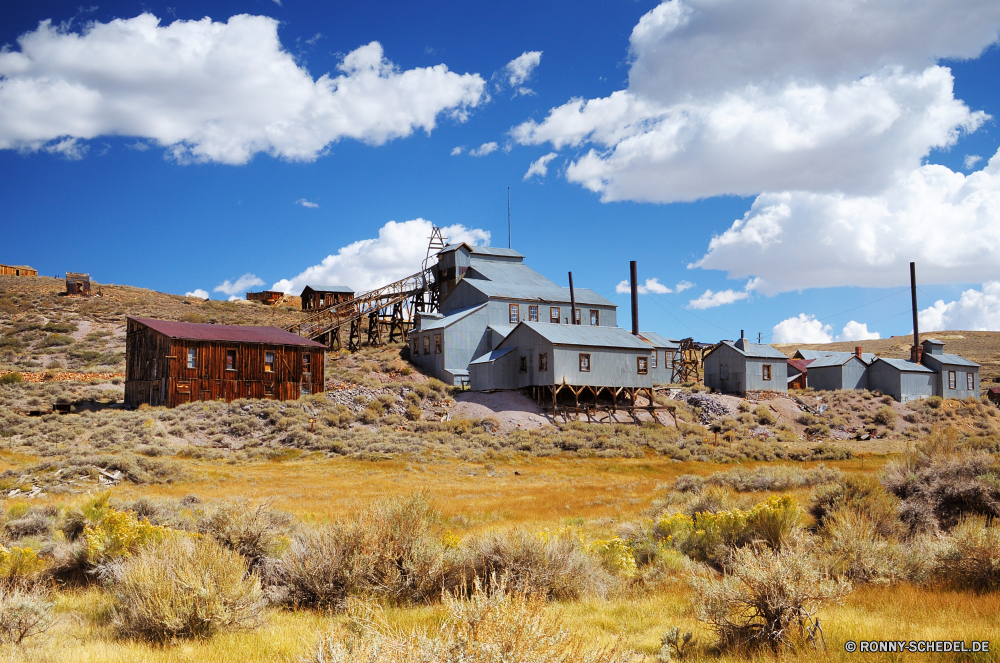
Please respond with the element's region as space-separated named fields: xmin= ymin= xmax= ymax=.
xmin=66 ymin=272 xmax=90 ymax=280
xmin=301 ymin=285 xmax=354 ymax=294
xmin=922 ymin=352 xmax=980 ymax=368
xmin=418 ymin=304 xmax=486 ymax=330
xmin=787 ymin=358 xmax=814 ymax=373
xmin=488 ymin=324 xmax=514 ymax=338
xmin=638 ymin=331 xmax=680 ymax=349
xmin=439 ymin=244 xmax=524 ymax=259
xmin=807 ymin=353 xmax=875 ymax=368
xmin=873 ymin=357 xmax=935 ymax=373
xmin=715 ymin=340 xmax=788 ymax=359
xmin=514 ymin=322 xmax=652 ymax=349
xmin=129 ymin=317 xmax=326 ymax=348
xmin=469 ymin=347 xmax=517 ymax=365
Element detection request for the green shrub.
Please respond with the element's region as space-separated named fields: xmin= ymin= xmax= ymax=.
xmin=754 ymin=406 xmax=776 ymax=426
xmin=110 ymin=535 xmax=265 ymax=641
xmin=935 ymin=515 xmax=1000 ymax=590
xmin=809 ymin=474 xmax=902 ymax=538
xmin=818 ymin=508 xmax=905 ymax=584
xmin=873 ymin=406 xmax=896 ymax=428
xmin=197 ymin=499 xmax=294 ymax=573
xmin=38 ymin=334 xmax=73 ymax=348
xmin=0 ymin=373 xmax=22 ymax=385
xmin=405 ymin=404 xmax=422 ymax=421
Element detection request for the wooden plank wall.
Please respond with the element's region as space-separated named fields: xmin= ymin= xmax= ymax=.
xmin=0 ymin=265 xmax=37 ymax=277
xmin=125 ymin=320 xmax=325 ymax=408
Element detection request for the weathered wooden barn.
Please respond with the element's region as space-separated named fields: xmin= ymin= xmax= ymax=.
xmin=301 ymin=285 xmax=355 ymax=311
xmin=246 ymin=291 xmax=285 ymax=305
xmin=0 ymin=264 xmax=37 ymax=277
xmin=703 ymin=337 xmax=789 ymax=395
xmin=65 ymin=273 xmax=90 ymax=295
xmin=125 ymin=317 xmax=325 ymax=408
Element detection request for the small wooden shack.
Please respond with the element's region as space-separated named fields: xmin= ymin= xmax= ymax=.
xmin=125 ymin=317 xmax=325 ymax=408
xmin=246 ymin=291 xmax=285 ymax=305
xmin=65 ymin=272 xmax=91 ymax=295
xmin=301 ymin=285 xmax=355 ymax=311
xmin=0 ymin=264 xmax=37 ymax=277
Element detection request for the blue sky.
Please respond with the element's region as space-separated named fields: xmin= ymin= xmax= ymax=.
xmin=3 ymin=1 xmax=1000 ymax=345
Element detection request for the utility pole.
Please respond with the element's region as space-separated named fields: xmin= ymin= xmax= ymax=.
xmin=507 ymin=187 xmax=511 ymax=249
xmin=910 ymin=261 xmax=920 ymax=362
xmin=758 ymin=332 xmax=761 ymax=343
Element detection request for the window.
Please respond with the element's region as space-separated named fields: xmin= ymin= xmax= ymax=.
xmin=434 ymin=334 xmax=442 ymax=354
xmin=538 ymin=353 xmax=548 ymax=372
xmin=968 ymin=372 xmax=975 ymax=390
xmin=590 ymin=309 xmax=599 ymax=326
xmin=762 ymin=364 xmax=771 ymax=381
xmin=637 ymin=356 xmax=648 ymax=374
xmin=550 ymin=307 xmax=560 ymax=323
xmin=519 ymin=356 xmax=528 ymax=374
xmin=301 ymin=382 xmax=311 ymax=395
xmin=720 ymin=364 xmax=729 ymax=380
xmin=528 ymin=305 xmax=539 ymax=322
xmin=302 ymin=353 xmax=311 ymax=373
xmin=574 ymin=309 xmax=581 ymax=325
xmin=651 ymin=351 xmax=657 ymax=369
xmin=579 ymin=353 xmax=591 ymax=372
xmin=509 ymin=303 xmax=520 ymax=324
xmin=423 ymin=336 xmax=430 ymax=355
xmin=225 ymin=350 xmax=236 ymax=371
xmin=412 ymin=338 xmax=419 ymax=355
xmin=265 ymin=351 xmax=274 ymax=372
xmin=949 ymin=370 xmax=957 ymax=389
xmin=186 ymin=348 xmax=197 ymax=369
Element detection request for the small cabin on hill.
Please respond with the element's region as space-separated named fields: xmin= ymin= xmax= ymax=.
xmin=125 ymin=317 xmax=325 ymax=408
xmin=66 ymin=273 xmax=90 ymax=295
xmin=703 ymin=337 xmax=789 ymax=395
xmin=918 ymin=338 xmax=980 ymax=400
xmin=301 ymin=285 xmax=354 ymax=311
xmin=246 ymin=291 xmax=285 ymax=305
xmin=0 ymin=264 xmax=37 ymax=277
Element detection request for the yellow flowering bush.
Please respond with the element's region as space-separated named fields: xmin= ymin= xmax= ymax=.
xmin=0 ymin=546 xmax=46 ymax=588
xmin=585 ymin=537 xmax=638 ymax=576
xmin=536 ymin=525 xmax=585 ymax=546
xmin=441 ymin=531 xmax=461 ymax=550
xmin=85 ymin=508 xmax=169 ymax=565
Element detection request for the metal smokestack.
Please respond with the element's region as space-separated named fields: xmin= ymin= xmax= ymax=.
xmin=910 ymin=261 xmax=921 ymax=363
xmin=568 ymin=272 xmax=577 ymax=325
xmin=630 ymin=261 xmax=639 ymax=336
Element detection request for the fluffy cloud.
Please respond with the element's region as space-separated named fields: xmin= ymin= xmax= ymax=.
xmin=0 ymin=14 xmax=485 ymax=164
xmin=523 ymin=152 xmax=557 ymax=180
xmin=450 ymin=146 xmax=464 ymax=155
xmin=919 ymin=282 xmax=1000 ymax=331
xmin=693 ymin=150 xmax=1000 ymax=293
xmin=503 ymin=51 xmax=541 ymax=95
xmin=772 ymin=314 xmax=832 ymax=343
xmin=271 ymin=218 xmax=490 ymax=295
xmin=615 ymin=277 xmax=673 ymax=294
xmin=965 ymin=154 xmax=982 ymax=169
xmin=184 ymin=289 xmax=209 ymax=299
xmin=296 ymin=198 xmax=319 ymax=208
xmin=838 ymin=321 xmax=880 ymax=342
xmin=675 ymin=280 xmax=694 ymax=292
xmin=689 ymin=288 xmax=748 ymax=309
xmin=469 ymin=142 xmax=497 ymax=157
xmin=214 ymin=273 xmax=264 ymax=297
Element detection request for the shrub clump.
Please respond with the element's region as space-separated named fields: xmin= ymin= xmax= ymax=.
xmin=809 ymin=474 xmax=902 ymax=538
xmin=109 ymin=535 xmax=265 ymax=641
xmin=934 ymin=515 xmax=1000 ymax=590
xmin=0 ymin=586 xmax=54 ymax=644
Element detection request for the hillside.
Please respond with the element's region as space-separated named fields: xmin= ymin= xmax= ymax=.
xmin=773 ymin=331 xmax=1000 ymax=384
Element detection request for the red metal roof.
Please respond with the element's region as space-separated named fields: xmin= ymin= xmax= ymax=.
xmin=787 ymin=358 xmax=815 ymax=372
xmin=989 ymin=387 xmax=1000 ymax=395
xmin=129 ymin=317 xmax=326 ymax=348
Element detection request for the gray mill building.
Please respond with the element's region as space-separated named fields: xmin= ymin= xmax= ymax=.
xmin=408 ymin=244 xmax=676 ymax=399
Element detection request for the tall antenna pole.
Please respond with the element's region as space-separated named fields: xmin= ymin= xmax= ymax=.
xmin=910 ymin=261 xmax=920 ymax=362
xmin=507 ymin=187 xmax=511 ymax=249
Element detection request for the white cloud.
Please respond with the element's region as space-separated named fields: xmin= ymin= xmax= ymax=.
xmin=271 ymin=218 xmax=490 ymax=295
xmin=296 ymin=198 xmax=319 ymax=208
xmin=504 ymin=51 xmax=541 ymax=90
xmin=469 ymin=142 xmax=497 ymax=156
xmin=185 ymin=288 xmax=209 ymax=299
xmin=615 ymin=277 xmax=672 ymax=294
xmin=0 ymin=14 xmax=486 ymax=164
xmin=214 ymin=273 xmax=264 ymax=297
xmin=675 ymin=280 xmax=694 ymax=292
xmin=523 ymin=152 xmax=557 ymax=180
xmin=837 ymin=321 xmax=880 ymax=342
xmin=772 ymin=314 xmax=833 ymax=343
xmin=693 ymin=149 xmax=1000 ymax=294
xmin=919 ymin=282 xmax=1000 ymax=331
xmin=965 ymin=154 xmax=982 ymax=169
xmin=450 ymin=146 xmax=464 ymax=155
xmin=688 ymin=288 xmax=748 ymax=309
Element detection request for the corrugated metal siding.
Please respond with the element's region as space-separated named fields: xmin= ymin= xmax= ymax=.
xmin=868 ymin=360 xmax=935 ymax=402
xmin=704 ymin=345 xmax=786 ymax=394
xmin=842 ymin=358 xmax=868 ymax=390
xmin=806 ymin=365 xmax=843 ymax=391
xmin=470 ymin=348 xmax=522 ymax=390
xmin=744 ymin=358 xmax=787 ymax=392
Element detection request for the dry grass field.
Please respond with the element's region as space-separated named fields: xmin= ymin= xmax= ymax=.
xmin=1 ymin=276 xmax=1000 ymax=661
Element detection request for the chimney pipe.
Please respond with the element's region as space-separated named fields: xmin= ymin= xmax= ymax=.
xmin=568 ymin=272 xmax=577 ymax=325
xmin=855 ymin=346 xmax=862 ymax=360
xmin=910 ymin=261 xmax=920 ymax=362
xmin=630 ymin=261 xmax=639 ymax=335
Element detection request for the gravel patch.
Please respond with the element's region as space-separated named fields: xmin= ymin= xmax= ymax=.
xmin=451 ymin=391 xmax=552 ymax=432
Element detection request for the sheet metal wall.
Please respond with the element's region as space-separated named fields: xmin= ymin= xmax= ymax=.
xmin=922 ymin=356 xmax=979 ymax=400
xmin=469 ymin=351 xmax=520 ymax=390
xmin=704 ymin=346 xmax=787 ymax=394
xmin=125 ymin=320 xmax=324 ymax=408
xmin=867 ymin=361 xmax=935 ymax=403
xmin=809 ymin=357 xmax=868 ymax=391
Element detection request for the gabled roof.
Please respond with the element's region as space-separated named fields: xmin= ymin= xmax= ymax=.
xmin=301 ymin=285 xmax=354 ymax=294
xmin=712 ymin=340 xmax=788 ymax=359
xmin=638 ymin=331 xmax=679 ymax=349
xmin=922 ymin=352 xmax=980 ymax=368
xmin=469 ymin=347 xmax=516 ymax=365
xmin=787 ymin=358 xmax=814 ymax=373
xmin=506 ymin=322 xmax=651 ymax=350
xmin=66 ymin=272 xmax=89 ymax=280
xmin=793 ymin=349 xmax=876 ymax=363
xmin=418 ymin=304 xmax=487 ymax=331
xmin=129 ymin=317 xmax=326 ymax=348
xmin=488 ymin=324 xmax=514 ymax=338
xmin=459 ymin=278 xmax=615 ymax=308
xmin=807 ymin=353 xmax=874 ymax=368
xmin=439 ymin=243 xmax=524 ymax=259
xmin=873 ymin=357 xmax=935 ymax=373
